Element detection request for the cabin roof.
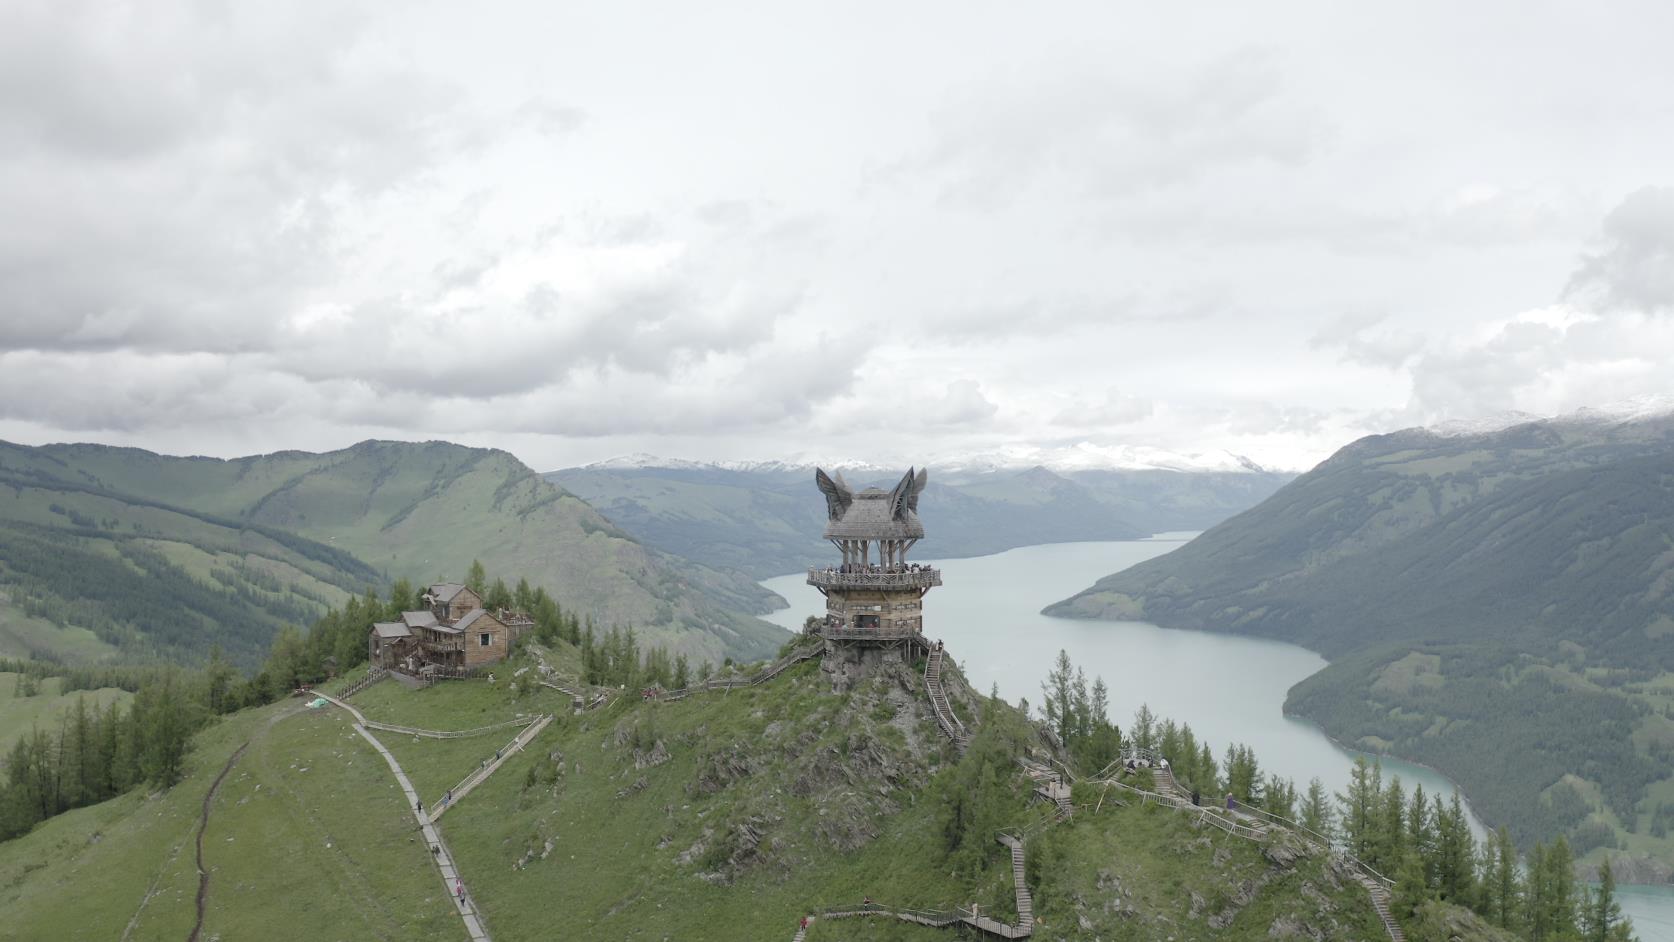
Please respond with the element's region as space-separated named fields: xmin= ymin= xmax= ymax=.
xmin=455 ymin=608 xmax=491 ymax=631
xmin=372 ymin=622 xmax=411 ymax=639
xmin=427 ymin=582 xmax=470 ymax=603
xmin=401 ymin=610 xmax=439 ymax=629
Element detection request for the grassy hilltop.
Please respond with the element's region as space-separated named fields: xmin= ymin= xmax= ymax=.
xmin=1046 ymin=413 xmax=1674 ymax=876
xmin=0 ymin=439 xmax=785 ymax=666
xmin=0 ymin=647 xmax=1420 ymax=941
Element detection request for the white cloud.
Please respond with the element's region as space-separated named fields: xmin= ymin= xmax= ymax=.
xmin=3 ymin=1 xmax=1674 ymax=475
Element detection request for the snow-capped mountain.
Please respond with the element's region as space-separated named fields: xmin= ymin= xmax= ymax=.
xmin=1422 ymin=396 xmax=1674 ymax=439
xmin=581 ymin=443 xmax=1268 ymax=475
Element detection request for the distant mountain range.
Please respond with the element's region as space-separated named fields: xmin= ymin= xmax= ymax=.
xmin=0 ymin=440 xmax=786 ymax=667
xmin=548 ymin=459 xmax=1293 ymax=579
xmin=1045 ymin=409 xmax=1674 ymax=865
xmin=587 ymin=442 xmax=1278 ymax=475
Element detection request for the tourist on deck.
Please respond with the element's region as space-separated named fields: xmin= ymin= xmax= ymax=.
xmin=1191 ymin=789 xmax=1200 ymax=806
xmin=1226 ymin=793 xmax=1236 ymax=811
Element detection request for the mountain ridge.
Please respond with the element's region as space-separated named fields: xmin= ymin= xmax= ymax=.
xmin=0 ymin=439 xmax=786 ymax=666
xmin=1043 ymin=413 xmax=1674 ymax=864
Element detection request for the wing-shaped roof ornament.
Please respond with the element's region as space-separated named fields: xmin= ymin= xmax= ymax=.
xmin=815 ymin=467 xmax=853 ymax=521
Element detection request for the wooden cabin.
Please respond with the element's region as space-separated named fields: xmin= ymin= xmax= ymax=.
xmin=366 ymin=580 xmax=532 ymax=677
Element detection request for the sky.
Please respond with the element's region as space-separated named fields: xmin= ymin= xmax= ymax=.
xmin=2 ymin=1 xmax=1673 ymax=473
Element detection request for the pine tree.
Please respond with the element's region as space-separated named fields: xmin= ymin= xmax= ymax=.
xmin=1264 ymin=774 xmax=1297 ymax=820
xmin=1197 ymin=742 xmax=1219 ymax=795
xmin=1492 ymin=825 xmax=1520 ymax=929
xmin=1394 ymin=849 xmax=1429 ymax=921
xmin=466 ymin=560 xmax=487 ymax=594
xmin=1377 ymin=776 xmax=1406 ymax=872
xmin=486 ymin=577 xmax=512 ymax=611
xmin=1435 ymin=792 xmax=1477 ymax=904
xmin=1337 ymin=756 xmax=1380 ymax=860
xmin=1301 ymin=777 xmax=1334 ymax=840
xmin=1131 ymin=703 xmax=1157 ymax=750
xmin=1040 ymin=650 xmax=1076 ymax=745
xmin=1406 ymin=784 xmax=1434 ymax=889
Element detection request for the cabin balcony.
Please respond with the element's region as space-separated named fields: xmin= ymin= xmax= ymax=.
xmin=820 ymin=624 xmax=925 ymax=642
xmin=806 ymin=567 xmax=942 ymax=591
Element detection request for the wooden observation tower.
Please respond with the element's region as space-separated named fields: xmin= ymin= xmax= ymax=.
xmin=807 ymin=467 xmax=941 ymax=655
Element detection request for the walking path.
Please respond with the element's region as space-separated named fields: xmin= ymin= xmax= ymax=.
xmin=923 ymin=645 xmax=969 ymax=752
xmin=1094 ymin=746 xmax=1404 ymax=942
xmin=429 ymin=715 xmax=553 ymax=821
xmin=186 ymin=742 xmax=250 ymax=942
xmin=314 ymin=690 xmax=492 ymax=942
xmin=361 ymin=716 xmax=534 ymax=740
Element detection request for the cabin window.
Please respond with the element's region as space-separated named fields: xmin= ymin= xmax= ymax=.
xmin=479 ymin=632 xmax=492 ymax=647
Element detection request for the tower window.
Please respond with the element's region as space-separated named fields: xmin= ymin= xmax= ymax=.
xmin=479 ymin=632 xmax=492 ymax=647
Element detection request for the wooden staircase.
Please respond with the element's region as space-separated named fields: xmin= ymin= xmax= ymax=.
xmin=1355 ymin=873 xmax=1406 ymax=942
xmin=924 ymin=646 xmax=970 ymax=751
xmin=999 ymin=834 xmax=1034 ymax=934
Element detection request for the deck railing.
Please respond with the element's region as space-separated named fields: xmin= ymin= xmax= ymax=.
xmin=806 ymin=568 xmax=942 ymax=590
xmin=820 ymin=625 xmax=924 ymax=641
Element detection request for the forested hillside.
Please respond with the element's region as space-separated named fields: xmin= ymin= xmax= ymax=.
xmin=0 ymin=440 xmax=786 ymax=666
xmin=0 ymin=453 xmax=378 ymax=666
xmin=1045 ymin=413 xmax=1674 ymax=869
xmin=549 ymin=461 xmax=1291 ymax=578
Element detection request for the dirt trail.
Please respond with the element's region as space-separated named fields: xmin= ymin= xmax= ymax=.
xmin=186 ymin=741 xmax=250 ymax=942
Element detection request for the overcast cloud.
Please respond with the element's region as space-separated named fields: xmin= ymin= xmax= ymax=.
xmin=3 ymin=0 xmax=1673 ymax=472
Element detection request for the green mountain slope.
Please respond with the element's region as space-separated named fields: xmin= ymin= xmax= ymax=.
xmin=549 ymin=462 xmax=1291 ymax=579
xmin=0 ymin=440 xmax=786 ymax=666
xmin=1045 ymin=414 xmax=1674 ymax=865
xmin=1044 ymin=416 xmax=1674 ymax=656
xmin=0 ymin=447 xmax=381 ymax=666
xmin=1 ymin=652 xmax=1413 ymax=941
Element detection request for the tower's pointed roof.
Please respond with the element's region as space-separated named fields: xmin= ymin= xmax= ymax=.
xmin=816 ymin=467 xmax=927 ymax=540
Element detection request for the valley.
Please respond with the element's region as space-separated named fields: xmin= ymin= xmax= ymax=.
xmin=549 ymin=459 xmax=1291 ymax=579
xmin=1046 ymin=413 xmax=1674 ymax=884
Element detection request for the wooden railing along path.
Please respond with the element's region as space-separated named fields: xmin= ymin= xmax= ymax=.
xmin=801 ymin=852 xmax=1040 ymax=941
xmin=1094 ymin=746 xmax=1404 ymax=941
xmin=361 ymin=715 xmax=536 ymax=740
xmin=337 ymin=667 xmax=387 ymax=699
xmin=923 ymin=645 xmax=969 ymax=751
xmin=655 ymin=643 xmax=824 ymax=702
xmin=429 ymin=714 xmax=555 ymax=821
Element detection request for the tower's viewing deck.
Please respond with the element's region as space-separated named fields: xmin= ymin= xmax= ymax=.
xmin=806 ymin=567 xmax=942 ymax=591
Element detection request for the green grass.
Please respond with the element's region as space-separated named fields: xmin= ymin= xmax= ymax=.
xmin=0 ymin=594 xmax=118 ymax=663
xmin=0 ymin=672 xmax=132 ymax=753
xmin=196 ymin=706 xmax=457 ymax=939
xmin=4 ymin=645 xmax=1404 ymax=941
xmin=0 ymin=705 xmax=275 ymax=940
xmin=350 ymin=671 xmax=565 ymax=730
xmin=0 ymin=699 xmax=455 ymax=940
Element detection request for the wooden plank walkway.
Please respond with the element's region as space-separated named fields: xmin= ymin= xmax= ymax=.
xmin=429 ymin=715 xmax=554 ymax=821
xmin=313 ymin=690 xmax=490 ymax=942
xmin=361 ymin=716 xmax=535 ymax=740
